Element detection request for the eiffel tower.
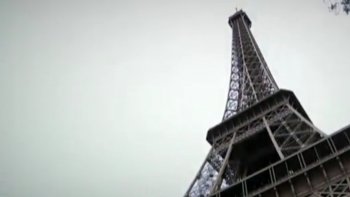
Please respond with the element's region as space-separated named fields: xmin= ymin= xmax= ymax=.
xmin=184 ymin=10 xmax=350 ymax=197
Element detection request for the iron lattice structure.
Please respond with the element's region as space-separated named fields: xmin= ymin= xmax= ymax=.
xmin=184 ymin=10 xmax=350 ymax=197
xmin=222 ymin=11 xmax=278 ymax=120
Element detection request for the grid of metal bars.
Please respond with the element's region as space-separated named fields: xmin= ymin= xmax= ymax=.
xmin=211 ymin=127 xmax=350 ymax=197
xmin=223 ymin=11 xmax=278 ymax=120
xmin=185 ymin=92 xmax=324 ymax=196
xmin=184 ymin=10 xmax=347 ymax=197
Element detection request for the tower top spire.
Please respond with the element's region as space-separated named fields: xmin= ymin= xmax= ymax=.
xmin=228 ymin=10 xmax=251 ymax=28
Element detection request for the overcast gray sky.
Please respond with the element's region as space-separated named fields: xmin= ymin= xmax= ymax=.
xmin=1 ymin=0 xmax=350 ymax=196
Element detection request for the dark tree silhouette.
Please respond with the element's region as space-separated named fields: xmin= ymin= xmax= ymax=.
xmin=325 ymin=0 xmax=350 ymax=14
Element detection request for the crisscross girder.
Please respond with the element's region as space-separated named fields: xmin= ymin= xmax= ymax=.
xmin=223 ymin=10 xmax=278 ymax=121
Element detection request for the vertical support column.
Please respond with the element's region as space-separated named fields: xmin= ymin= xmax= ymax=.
xmin=210 ymin=132 xmax=237 ymax=195
xmin=236 ymin=17 xmax=259 ymax=103
xmin=263 ymin=116 xmax=285 ymax=159
xmin=184 ymin=147 xmax=214 ymax=196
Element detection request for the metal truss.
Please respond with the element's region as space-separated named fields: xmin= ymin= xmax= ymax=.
xmin=185 ymin=10 xmax=280 ymax=196
xmin=209 ymin=104 xmax=323 ymax=195
xmin=309 ymin=178 xmax=350 ymax=197
xmin=185 ymin=147 xmax=228 ymax=197
xmin=208 ymin=126 xmax=350 ymax=197
xmin=184 ymin=10 xmax=346 ymax=197
xmin=269 ymin=104 xmax=323 ymax=157
xmin=223 ymin=11 xmax=278 ymax=120
xmin=185 ymin=97 xmax=324 ymax=196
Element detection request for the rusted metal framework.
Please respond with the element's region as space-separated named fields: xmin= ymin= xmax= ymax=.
xmin=184 ymin=10 xmax=350 ymax=197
